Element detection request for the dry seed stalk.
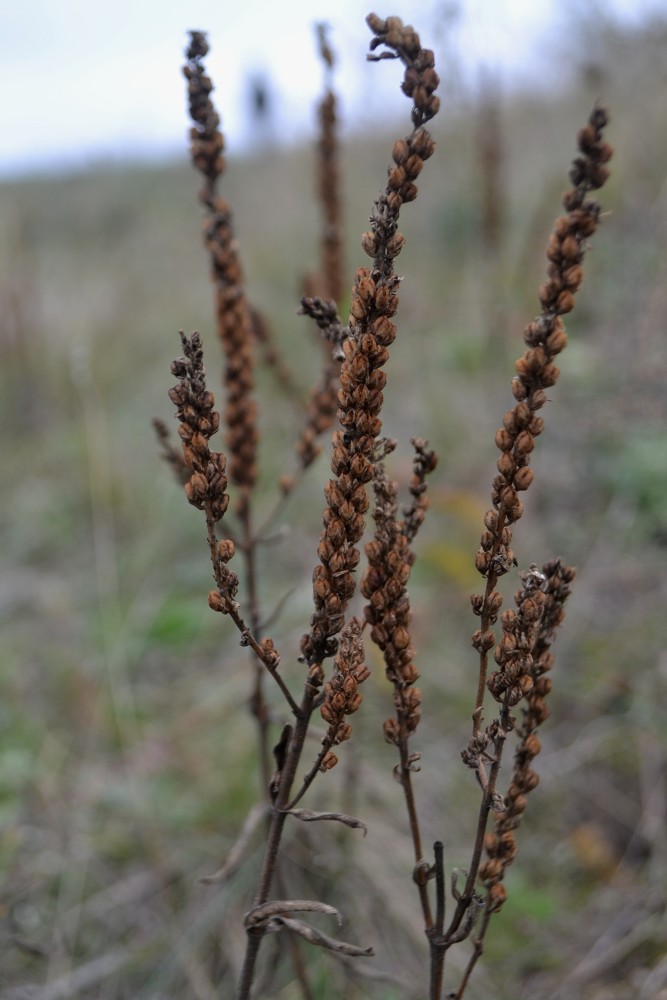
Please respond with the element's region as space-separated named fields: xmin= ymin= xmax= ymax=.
xmin=481 ymin=560 xmax=576 ymax=897
xmin=362 ymin=437 xmax=438 ymax=749
xmin=235 ymin=16 xmax=442 ymax=998
xmin=454 ymin=559 xmax=576 ymax=997
xmin=169 ymin=331 xmax=229 ymax=526
xmin=292 ymin=26 xmax=346 ymax=478
xmin=318 ymin=616 xmax=371 ymax=771
xmin=470 ymin=106 xmax=612 ymax=740
xmin=300 ymin=13 xmax=440 ymax=673
xmin=184 ymin=31 xmax=289 ymax=793
xmin=159 ymin=16 xmax=612 ymax=1000
xmin=361 ymin=436 xmax=438 ymax=928
xmin=438 ymin=108 xmax=612 ymax=996
xmin=168 ymin=333 xmax=298 ymax=716
xmin=184 ymin=31 xmax=257 ymax=507
xmin=315 ymin=21 xmax=344 ymax=305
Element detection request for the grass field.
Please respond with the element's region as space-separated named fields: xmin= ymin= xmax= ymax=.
xmin=1 ymin=12 xmax=666 ymax=999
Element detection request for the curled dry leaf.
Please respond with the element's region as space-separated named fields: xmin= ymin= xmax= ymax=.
xmin=266 ymin=915 xmax=375 ymax=958
xmin=282 ymin=808 xmax=368 ymax=836
xmin=245 ymin=899 xmax=342 ymax=930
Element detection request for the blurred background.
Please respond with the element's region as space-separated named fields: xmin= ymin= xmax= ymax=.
xmin=2 ymin=0 xmax=665 ymax=176
xmin=1 ymin=1 xmax=666 ymax=997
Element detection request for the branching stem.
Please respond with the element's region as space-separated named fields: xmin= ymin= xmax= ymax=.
xmin=205 ymin=513 xmax=301 ymax=717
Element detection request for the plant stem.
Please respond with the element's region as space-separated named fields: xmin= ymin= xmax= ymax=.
xmin=239 ymin=497 xmax=272 ymax=794
xmin=429 ymin=841 xmax=446 ymax=1000
xmin=237 ymin=686 xmax=317 ymax=999
xmin=398 ymin=739 xmax=432 ymax=929
xmin=206 ymin=513 xmax=301 ymax=717
xmin=454 ymin=909 xmax=491 ymax=999
xmin=472 ymin=512 xmax=506 ymax=737
xmin=445 ymin=746 xmax=504 ymax=942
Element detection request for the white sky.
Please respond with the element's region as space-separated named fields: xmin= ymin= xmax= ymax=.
xmin=0 ymin=0 xmax=663 ymax=176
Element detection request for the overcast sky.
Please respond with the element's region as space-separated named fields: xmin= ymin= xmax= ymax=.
xmin=0 ymin=0 xmax=662 ymax=177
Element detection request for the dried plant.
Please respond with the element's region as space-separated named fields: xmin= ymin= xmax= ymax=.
xmin=157 ymin=13 xmax=612 ymax=999
xmin=295 ymin=23 xmax=347 ymax=477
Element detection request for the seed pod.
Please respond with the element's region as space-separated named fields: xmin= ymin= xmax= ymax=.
xmin=484 ymin=832 xmax=499 ymax=854
xmin=392 ymin=138 xmax=409 ymax=164
xmin=556 ymin=290 xmax=575 ymax=314
xmin=546 ymin=325 xmax=568 ymax=355
xmin=347 ymin=692 xmax=363 ymax=714
xmin=208 ymin=590 xmax=226 ymax=613
xmin=475 ymin=549 xmax=490 ymax=575
xmin=411 ymin=128 xmax=435 ymax=160
xmin=404 ymin=154 xmax=423 ymax=179
xmin=383 ymin=718 xmax=400 ymax=744
xmin=386 ymin=232 xmax=406 ymax=257
xmin=388 ymin=165 xmax=406 ymax=190
xmin=361 ymin=230 xmax=377 ymax=257
xmin=497 ymin=453 xmax=515 ymax=478
xmin=319 ymin=751 xmax=338 ymax=772
xmin=350 ymin=296 xmax=367 ymax=321
xmin=400 ymin=181 xmax=418 ymax=203
xmin=372 ymin=316 xmax=396 ymax=346
xmin=495 ymin=428 xmax=514 ymax=452
xmin=218 ymin=538 xmax=235 ymax=561
xmin=511 ymin=377 xmax=528 ymax=401
xmin=479 ymin=858 xmax=503 ymax=882
xmin=374 ymin=284 xmax=399 ymax=314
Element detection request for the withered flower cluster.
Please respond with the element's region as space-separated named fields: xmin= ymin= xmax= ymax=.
xmin=502 ymin=559 xmax=576 ymax=814
xmin=184 ymin=32 xmax=257 ymax=504
xmin=462 ymin=109 xmax=611 ymax=933
xmin=301 ymin=14 xmax=439 ymax=673
xmin=169 ymin=333 xmax=239 ymax=611
xmin=159 ymin=16 xmax=615 ymax=998
xmin=319 ymin=617 xmax=371 ymax=771
xmin=487 ymin=564 xmax=548 ymax=710
xmin=367 ymin=13 xmax=440 ymax=130
xmin=183 ymin=32 xmax=224 ymax=189
xmin=471 ymin=107 xmax=612 ymax=731
xmin=402 ymin=436 xmax=439 ymax=543
xmin=480 ymin=560 xmax=575 ymax=911
xmin=491 ymin=107 xmax=612 ymax=531
xmin=169 ymin=332 xmax=227 ymax=521
xmin=362 ymin=439 xmax=437 ymax=744
xmin=534 ymin=107 xmax=612 ymax=322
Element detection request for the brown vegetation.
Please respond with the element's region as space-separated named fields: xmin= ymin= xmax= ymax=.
xmin=159 ymin=14 xmax=614 ymax=999
xmin=7 ymin=8 xmax=667 ymax=1000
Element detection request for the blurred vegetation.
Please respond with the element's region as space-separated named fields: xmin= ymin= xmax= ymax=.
xmin=1 ymin=10 xmax=666 ymax=1000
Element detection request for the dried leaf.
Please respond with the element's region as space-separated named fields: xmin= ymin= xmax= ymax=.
xmin=245 ymin=899 xmax=342 ymax=929
xmin=268 ymin=915 xmax=374 ymax=957
xmin=283 ymin=808 xmax=368 ymax=836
